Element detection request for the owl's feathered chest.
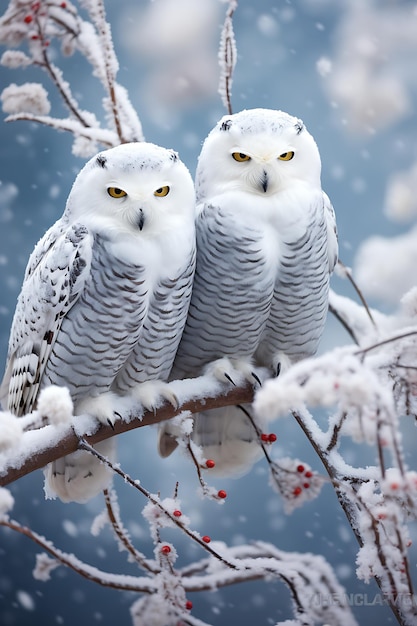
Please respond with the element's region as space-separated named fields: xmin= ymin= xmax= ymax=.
xmin=173 ymin=188 xmax=330 ymax=376
xmin=197 ymin=189 xmax=319 ymax=279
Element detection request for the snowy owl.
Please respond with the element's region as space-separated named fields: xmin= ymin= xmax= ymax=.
xmin=158 ymin=108 xmax=338 ymax=475
xmin=0 ymin=142 xmax=196 ymax=502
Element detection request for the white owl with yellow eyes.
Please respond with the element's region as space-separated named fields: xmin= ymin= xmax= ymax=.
xmin=0 ymin=142 xmax=196 ymax=502
xmin=158 ymin=108 xmax=338 ymax=475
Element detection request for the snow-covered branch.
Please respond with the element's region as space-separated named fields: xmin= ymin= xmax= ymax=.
xmin=0 ymin=0 xmax=143 ymax=155
xmin=218 ymin=0 xmax=237 ymax=115
xmin=0 ymin=486 xmax=358 ymax=626
xmin=0 ymin=377 xmax=254 ymax=487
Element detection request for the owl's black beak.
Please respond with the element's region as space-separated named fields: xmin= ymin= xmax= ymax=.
xmin=260 ymin=170 xmax=268 ymax=193
xmin=138 ymin=209 xmax=145 ymax=231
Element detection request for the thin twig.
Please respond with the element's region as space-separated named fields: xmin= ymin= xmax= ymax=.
xmin=79 ymin=439 xmax=239 ymax=570
xmin=356 ymin=331 xmax=417 ymax=358
xmin=103 ymin=488 xmax=159 ymax=574
xmin=337 ymin=260 xmax=376 ymax=328
xmin=0 ymin=518 xmax=155 ymax=593
xmin=329 ymin=302 xmax=359 ymax=345
xmin=218 ymin=0 xmax=238 ymax=115
xmin=89 ymin=0 xmax=125 ymax=142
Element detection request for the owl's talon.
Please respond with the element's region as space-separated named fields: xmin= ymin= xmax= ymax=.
xmin=251 ymin=371 xmax=262 ymax=387
xmin=165 ymin=391 xmax=179 ymax=411
xmin=107 ymin=418 xmax=115 ymax=430
xmin=224 ymin=372 xmax=236 ymax=386
xmin=276 ymin=362 xmax=281 ymax=378
xmin=132 ymin=381 xmax=179 ymax=413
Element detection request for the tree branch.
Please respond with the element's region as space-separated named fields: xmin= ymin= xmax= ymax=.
xmin=0 ymin=381 xmax=254 ymax=487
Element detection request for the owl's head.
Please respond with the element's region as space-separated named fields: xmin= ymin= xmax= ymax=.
xmin=196 ymin=108 xmax=322 ymax=201
xmin=66 ymin=142 xmax=195 ymax=236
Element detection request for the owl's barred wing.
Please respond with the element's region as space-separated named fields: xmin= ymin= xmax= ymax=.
xmin=171 ymin=202 xmax=275 ymax=380
xmin=0 ymin=222 xmax=93 ymax=416
xmin=114 ymin=242 xmax=196 ymax=391
xmin=323 ymin=192 xmax=338 ymax=273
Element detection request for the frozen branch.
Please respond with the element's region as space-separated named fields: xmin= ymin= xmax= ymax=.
xmin=0 ymin=515 xmax=358 ymax=626
xmin=0 ymin=378 xmax=254 ymax=487
xmin=0 ymin=0 xmax=143 ymax=155
xmin=218 ymin=0 xmax=238 ymax=114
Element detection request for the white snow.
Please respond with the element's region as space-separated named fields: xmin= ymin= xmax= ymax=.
xmin=37 ymin=386 xmax=73 ymax=425
xmin=0 ymin=487 xmax=14 ymax=516
xmin=1 ymin=82 xmax=51 ymax=115
xmin=16 ymin=590 xmax=35 ymax=611
xmin=0 ymin=411 xmax=23 ymax=452
xmin=355 ymin=227 xmax=417 ymax=305
xmin=0 ymin=50 xmax=31 ymax=68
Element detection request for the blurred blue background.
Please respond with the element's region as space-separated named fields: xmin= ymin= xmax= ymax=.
xmin=1 ymin=1 xmax=416 ymax=624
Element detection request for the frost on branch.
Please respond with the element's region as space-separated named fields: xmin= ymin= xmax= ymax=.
xmin=254 ymin=310 xmax=417 ymax=624
xmin=218 ymin=0 xmax=237 ymax=115
xmin=1 ymin=81 xmax=50 ymax=114
xmin=1 ymin=481 xmax=359 ymax=626
xmin=0 ymin=487 xmax=14 ymax=517
xmin=0 ymin=0 xmax=143 ymax=155
xmin=33 ymin=552 xmax=60 ymax=582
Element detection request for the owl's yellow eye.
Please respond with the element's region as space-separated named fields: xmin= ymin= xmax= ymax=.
xmin=154 ymin=186 xmax=170 ymax=197
xmin=278 ymin=151 xmax=295 ymax=161
xmin=232 ymin=152 xmax=251 ymax=162
xmin=107 ymin=187 xmax=127 ymax=198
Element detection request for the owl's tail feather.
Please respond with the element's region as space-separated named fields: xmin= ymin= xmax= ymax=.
xmin=43 ymin=439 xmax=116 ymax=503
xmin=158 ymin=404 xmax=265 ymax=477
xmin=192 ymin=405 xmax=264 ymax=477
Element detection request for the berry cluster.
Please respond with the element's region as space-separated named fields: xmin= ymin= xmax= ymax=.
xmin=22 ymin=1 xmax=69 ymax=45
xmin=260 ymin=432 xmax=277 ymax=443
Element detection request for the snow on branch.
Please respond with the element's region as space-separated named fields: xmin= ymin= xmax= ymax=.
xmin=0 ymin=375 xmax=254 ymax=487
xmin=0 ymin=483 xmax=358 ymax=626
xmin=218 ymin=0 xmax=237 ymax=115
xmin=254 ymin=306 xmax=417 ymax=626
xmin=0 ymin=0 xmax=143 ymax=155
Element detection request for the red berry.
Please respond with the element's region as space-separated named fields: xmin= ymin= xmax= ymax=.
xmin=31 ymin=35 xmax=39 ymax=40
xmin=205 ymin=459 xmax=215 ymax=469
xmin=161 ymin=545 xmax=171 ymax=554
xmin=268 ymin=433 xmax=277 ymax=442
xmin=303 ymin=483 xmax=310 ymax=489
xmin=217 ymin=489 xmax=227 ymax=499
xmin=293 ymin=487 xmax=302 ymax=496
xmin=304 ymin=470 xmax=313 ymax=478
xmin=185 ymin=600 xmax=193 ymax=610
xmin=173 ymin=510 xmax=182 ymax=517
xmin=44 ymin=40 xmax=50 ymax=46
xmin=202 ymin=535 xmax=211 ymax=543
xmin=61 ymin=1 xmax=67 ymax=6
xmin=32 ymin=2 xmax=40 ymax=10
xmin=261 ymin=433 xmax=269 ymax=442
xmin=24 ymin=14 xmax=33 ymax=23
xmin=296 ymin=464 xmax=305 ymax=473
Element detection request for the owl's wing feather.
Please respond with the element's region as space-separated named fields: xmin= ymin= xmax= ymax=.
xmin=0 ymin=221 xmax=93 ymax=415
xmin=323 ymin=192 xmax=338 ymax=273
xmin=171 ymin=200 xmax=275 ymax=380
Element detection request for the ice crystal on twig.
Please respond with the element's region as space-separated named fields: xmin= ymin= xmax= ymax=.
xmin=0 ymin=0 xmax=143 ymax=155
xmin=218 ymin=0 xmax=237 ymax=114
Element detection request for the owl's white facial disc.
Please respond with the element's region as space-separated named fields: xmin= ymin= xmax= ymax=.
xmin=196 ymin=108 xmax=322 ymax=201
xmin=66 ymin=142 xmax=195 ymax=236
